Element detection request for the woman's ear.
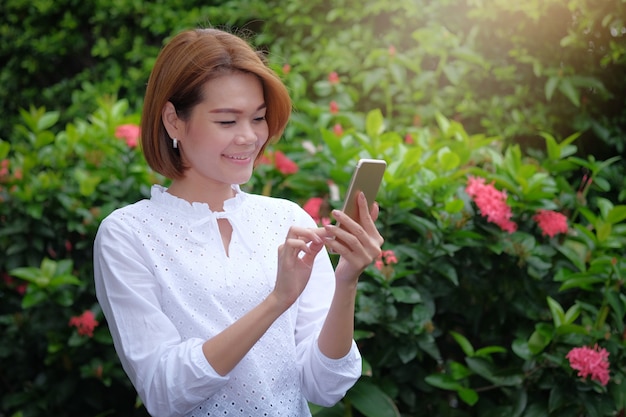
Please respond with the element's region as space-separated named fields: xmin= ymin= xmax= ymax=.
xmin=162 ymin=101 xmax=181 ymax=140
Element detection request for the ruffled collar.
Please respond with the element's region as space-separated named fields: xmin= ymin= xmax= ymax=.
xmin=149 ymin=184 xmax=248 ymax=219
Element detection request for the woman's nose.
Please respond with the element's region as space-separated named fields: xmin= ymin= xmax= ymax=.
xmin=235 ymin=123 xmax=258 ymax=143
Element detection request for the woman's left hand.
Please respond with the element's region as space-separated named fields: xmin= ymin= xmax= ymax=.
xmin=323 ymin=191 xmax=384 ymax=280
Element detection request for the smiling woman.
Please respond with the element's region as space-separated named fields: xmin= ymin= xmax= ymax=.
xmin=93 ymin=28 xmax=384 ymax=417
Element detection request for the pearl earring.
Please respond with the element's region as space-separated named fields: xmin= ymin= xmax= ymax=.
xmin=172 ymin=138 xmax=178 ymax=149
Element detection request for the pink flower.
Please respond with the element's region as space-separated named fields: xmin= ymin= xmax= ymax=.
xmin=566 ymin=344 xmax=610 ymax=386
xmin=329 ymin=101 xmax=339 ymax=114
xmin=328 ymin=71 xmax=340 ymax=84
xmin=404 ymin=133 xmax=414 ymax=145
xmin=533 ymin=209 xmax=568 ymax=238
xmin=282 ymin=64 xmax=291 ymax=75
xmin=465 ymin=176 xmax=517 ymax=233
xmin=303 ymin=197 xmax=324 ymax=224
xmin=333 ymin=123 xmax=344 ymax=137
xmin=273 ymin=150 xmax=299 ymax=175
xmin=374 ymin=250 xmax=399 ymax=271
xmin=0 ymin=159 xmax=8 ymax=177
xmin=388 ymin=45 xmax=396 ymax=57
xmin=114 ymin=124 xmax=140 ymax=148
xmin=69 ymin=310 xmax=99 ymax=337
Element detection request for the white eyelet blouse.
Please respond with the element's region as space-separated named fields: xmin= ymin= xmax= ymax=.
xmin=93 ymin=184 xmax=361 ymax=417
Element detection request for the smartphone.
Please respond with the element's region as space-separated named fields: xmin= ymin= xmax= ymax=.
xmin=340 ymin=158 xmax=387 ymax=222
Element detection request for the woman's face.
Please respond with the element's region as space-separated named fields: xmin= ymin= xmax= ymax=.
xmin=176 ymin=72 xmax=269 ymax=190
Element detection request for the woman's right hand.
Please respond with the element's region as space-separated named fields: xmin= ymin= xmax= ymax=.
xmin=271 ymin=226 xmax=326 ymax=310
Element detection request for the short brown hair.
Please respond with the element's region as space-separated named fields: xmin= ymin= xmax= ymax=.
xmin=141 ymin=28 xmax=292 ymax=179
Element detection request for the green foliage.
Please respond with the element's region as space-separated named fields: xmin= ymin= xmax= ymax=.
xmin=0 ymin=100 xmax=156 ymax=416
xmin=261 ymin=0 xmax=626 ymax=170
xmin=0 ymin=0 xmax=271 ymax=135
xmin=1 ymin=0 xmax=626 ymax=416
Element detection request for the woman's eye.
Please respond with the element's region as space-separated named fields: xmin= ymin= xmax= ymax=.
xmin=254 ymin=116 xmax=266 ymax=122
xmin=218 ymin=121 xmax=236 ymax=125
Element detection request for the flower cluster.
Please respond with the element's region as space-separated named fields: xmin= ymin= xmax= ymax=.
xmin=2 ymin=272 xmax=27 ymax=295
xmin=375 ymin=250 xmax=398 ymax=271
xmin=69 ymin=310 xmax=99 ymax=337
xmin=465 ymin=176 xmax=517 ymax=233
xmin=328 ymin=71 xmax=340 ymax=85
xmin=466 ymin=176 xmax=569 ymax=237
xmin=302 ymin=197 xmax=331 ymax=226
xmin=533 ymin=209 xmax=568 ymax=237
xmin=273 ymin=150 xmax=299 ymax=175
xmin=566 ymin=344 xmax=611 ymax=386
xmin=114 ymin=124 xmax=140 ymax=148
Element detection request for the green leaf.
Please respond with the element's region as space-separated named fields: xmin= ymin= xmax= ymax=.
xmin=450 ymin=330 xmax=475 ymax=357
xmin=347 ymin=379 xmax=401 ymax=417
xmin=546 ymin=296 xmax=565 ymax=328
xmin=37 ymin=111 xmax=60 ymax=131
xmin=556 ymin=243 xmax=586 ymax=272
xmin=433 ymin=262 xmax=459 ymax=286
xmin=21 ymin=289 xmax=48 ymax=309
xmin=475 ymin=346 xmax=507 ymax=356
xmin=558 ymin=78 xmax=581 ymax=107
xmin=563 ymin=303 xmax=581 ymax=325
xmin=444 ymin=199 xmax=465 ymax=213
xmin=437 ymin=147 xmax=461 ymax=171
xmin=424 ymin=373 xmax=463 ymax=390
xmin=545 ymin=76 xmax=559 ymax=101
xmin=389 ymin=286 xmax=422 ymax=304
xmin=528 ymin=323 xmax=553 ymax=354
xmin=49 ymin=274 xmax=82 ymax=287
xmin=10 ymin=267 xmax=49 ymax=287
xmin=465 ymin=357 xmax=524 ymax=386
xmin=0 ymin=140 xmax=10 ymax=159
xmin=457 ymin=387 xmax=479 ymax=406
xmin=606 ymin=205 xmax=626 ymax=225
xmin=365 ymin=109 xmax=385 ymax=138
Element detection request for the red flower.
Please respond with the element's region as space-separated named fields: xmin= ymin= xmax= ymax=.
xmin=566 ymin=344 xmax=610 ymax=386
xmin=282 ymin=64 xmax=291 ymax=75
xmin=329 ymin=101 xmax=339 ymax=114
xmin=114 ymin=124 xmax=140 ymax=148
xmin=404 ymin=133 xmax=414 ymax=145
xmin=375 ymin=250 xmax=399 ymax=271
xmin=273 ymin=150 xmax=299 ymax=175
xmin=0 ymin=159 xmax=8 ymax=177
xmin=2 ymin=272 xmax=27 ymax=295
xmin=328 ymin=71 xmax=340 ymax=84
xmin=465 ymin=176 xmax=517 ymax=233
xmin=69 ymin=310 xmax=99 ymax=337
xmin=303 ymin=197 xmax=324 ymax=224
xmin=333 ymin=124 xmax=344 ymax=137
xmin=388 ymin=45 xmax=396 ymax=57
xmin=533 ymin=209 xmax=568 ymax=238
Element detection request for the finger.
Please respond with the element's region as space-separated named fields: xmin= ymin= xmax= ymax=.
xmin=370 ymin=201 xmax=380 ymax=222
xmin=286 ymin=226 xmax=325 ymax=244
xmin=299 ymin=239 xmax=325 ymax=267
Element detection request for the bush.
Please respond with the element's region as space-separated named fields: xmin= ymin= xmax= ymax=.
xmin=0 ymin=99 xmax=156 ymax=416
xmin=0 ymin=0 xmax=272 ymax=135
xmin=1 ymin=0 xmax=625 ymax=416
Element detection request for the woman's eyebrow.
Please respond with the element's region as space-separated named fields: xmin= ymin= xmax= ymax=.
xmin=209 ymin=103 xmax=267 ymax=114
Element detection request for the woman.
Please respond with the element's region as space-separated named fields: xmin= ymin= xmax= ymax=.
xmin=94 ymin=28 xmax=383 ymax=417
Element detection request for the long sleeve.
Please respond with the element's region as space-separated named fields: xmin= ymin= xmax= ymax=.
xmin=94 ymin=215 xmax=228 ymax=417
